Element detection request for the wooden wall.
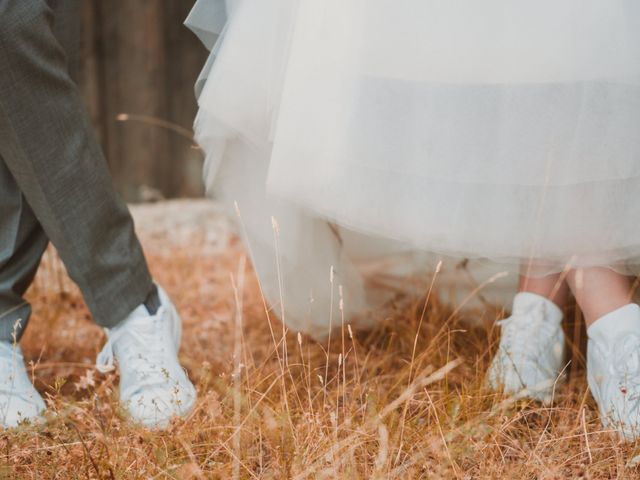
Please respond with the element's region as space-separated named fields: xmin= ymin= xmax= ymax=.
xmin=77 ymin=0 xmax=209 ymax=201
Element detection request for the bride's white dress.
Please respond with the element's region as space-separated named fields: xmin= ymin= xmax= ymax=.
xmin=187 ymin=0 xmax=640 ymax=338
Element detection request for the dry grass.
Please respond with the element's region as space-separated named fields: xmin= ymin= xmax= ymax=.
xmin=2 ymin=223 xmax=640 ymax=479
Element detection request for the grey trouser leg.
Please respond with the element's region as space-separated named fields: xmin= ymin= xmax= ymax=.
xmin=0 ymin=160 xmax=48 ymax=342
xmin=0 ymin=0 xmax=154 ymax=341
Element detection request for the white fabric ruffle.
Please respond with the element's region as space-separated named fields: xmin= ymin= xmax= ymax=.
xmin=188 ymin=0 xmax=640 ymax=336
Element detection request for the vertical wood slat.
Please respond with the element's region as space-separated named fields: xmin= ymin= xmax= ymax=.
xmin=163 ymin=0 xmax=209 ymax=198
xmin=78 ymin=0 xmax=207 ymax=201
xmin=78 ymin=1 xmax=105 ymax=146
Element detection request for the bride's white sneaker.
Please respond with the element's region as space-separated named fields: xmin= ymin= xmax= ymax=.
xmin=486 ymin=292 xmax=566 ymax=403
xmin=97 ymin=286 xmax=197 ymax=428
xmin=0 ymin=342 xmax=45 ymax=428
xmin=587 ymin=304 xmax=640 ymax=441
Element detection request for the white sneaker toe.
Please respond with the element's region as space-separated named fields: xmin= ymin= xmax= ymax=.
xmin=0 ymin=393 xmax=45 ymax=428
xmin=0 ymin=343 xmax=45 ymax=428
xmin=124 ymin=381 xmax=196 ymax=428
xmin=486 ymin=292 xmax=565 ymax=403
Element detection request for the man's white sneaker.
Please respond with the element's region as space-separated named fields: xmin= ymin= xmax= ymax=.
xmin=0 ymin=342 xmax=45 ymax=428
xmin=486 ymin=292 xmax=566 ymax=403
xmin=587 ymin=303 xmax=640 ymax=441
xmin=97 ymin=286 xmax=197 ymax=428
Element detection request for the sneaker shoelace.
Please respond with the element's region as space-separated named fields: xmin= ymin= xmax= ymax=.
xmin=96 ymin=307 xmax=180 ymax=399
xmin=496 ymin=303 xmax=553 ymax=362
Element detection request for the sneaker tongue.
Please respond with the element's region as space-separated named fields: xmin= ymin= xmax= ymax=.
xmin=128 ymin=304 xmax=153 ymax=320
xmin=512 ymin=292 xmax=563 ymax=323
xmin=587 ymin=304 xmax=640 ymax=347
xmin=116 ymin=305 xmax=157 ymax=340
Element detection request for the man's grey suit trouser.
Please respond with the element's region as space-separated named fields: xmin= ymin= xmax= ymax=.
xmin=0 ymin=0 xmax=154 ymax=341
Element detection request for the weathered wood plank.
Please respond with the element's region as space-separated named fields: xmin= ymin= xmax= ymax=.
xmin=77 ymin=1 xmax=206 ymax=201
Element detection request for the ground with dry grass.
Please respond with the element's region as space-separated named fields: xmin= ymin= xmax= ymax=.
xmin=2 ymin=200 xmax=639 ymax=479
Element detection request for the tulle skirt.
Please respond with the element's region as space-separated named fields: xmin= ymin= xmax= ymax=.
xmin=188 ymin=0 xmax=640 ymax=336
